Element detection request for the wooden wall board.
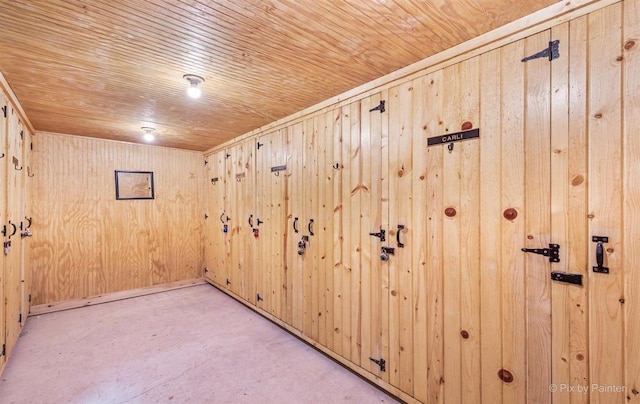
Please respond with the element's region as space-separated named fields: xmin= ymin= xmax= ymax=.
xmin=588 ymin=4 xmax=625 ymax=402
xmin=478 ymin=47 xmax=504 ymax=403
xmin=4 ymin=107 xmax=24 ymax=359
xmin=285 ymin=122 xmax=305 ymax=331
xmin=196 ymin=2 xmax=640 ymax=403
xmin=204 ymin=149 xmax=228 ymax=287
xmin=0 ymin=92 xmax=7 ymax=367
xmin=624 ymin=0 xmax=640 ymax=400
xmin=30 ymin=133 xmax=203 ymax=305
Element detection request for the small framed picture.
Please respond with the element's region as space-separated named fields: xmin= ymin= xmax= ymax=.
xmin=115 ymin=170 xmax=155 ymax=200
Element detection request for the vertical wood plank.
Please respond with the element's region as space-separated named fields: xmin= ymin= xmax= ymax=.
xmin=424 ymin=69 xmax=445 ymax=404
xmin=479 ymin=47 xmax=504 ymax=404
xmin=0 ymin=93 xmax=6 ymax=368
xmin=349 ymin=100 xmax=362 ymax=366
xmin=286 ymin=123 xmax=304 ymax=331
xmin=588 ymin=4 xmax=624 ymax=403
xmin=523 ymin=31 xmax=553 ymax=404
xmin=333 ymin=108 xmax=344 ymax=357
xmin=500 ymin=38 xmax=527 ymax=404
xmin=458 ymin=57 xmax=482 ymax=404
xmin=441 ymin=62 xmax=463 ymax=404
xmin=380 ymin=88 xmax=391 ymax=386
xmin=624 ymin=0 xmax=640 ymax=400
xmin=388 ymin=81 xmax=414 ymax=395
xmin=411 ymin=75 xmax=428 ymax=403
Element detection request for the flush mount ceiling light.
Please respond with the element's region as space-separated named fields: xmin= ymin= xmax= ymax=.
xmin=141 ymin=127 xmax=155 ymax=142
xmin=183 ymin=74 xmax=204 ymax=99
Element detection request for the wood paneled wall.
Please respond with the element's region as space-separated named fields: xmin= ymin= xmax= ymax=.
xmin=30 ymin=133 xmax=204 ymax=305
xmin=0 ymin=75 xmax=33 ymax=372
xmin=204 ymin=1 xmax=640 ymax=402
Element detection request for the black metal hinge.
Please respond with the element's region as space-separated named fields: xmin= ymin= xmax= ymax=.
xmin=369 ymin=100 xmax=386 ymax=113
xmin=226 ymin=153 xmax=231 ymax=159
xmin=521 ymin=40 xmax=560 ymax=62
xmin=521 ymin=244 xmax=560 ymax=263
xmin=369 ymin=357 xmax=386 ymax=372
xmin=204 ymin=213 xmax=209 ymax=219
xmin=204 ymin=267 xmax=208 ymax=273
xmin=551 ymin=272 xmax=583 ymax=286
xmin=204 ymin=160 xmax=208 ymax=166
xmin=1 ymin=106 xmax=6 ymax=118
xmin=2 ymin=343 xmax=5 ymax=356
xmin=19 ymin=313 xmax=22 ymax=323
xmin=257 ymin=294 xmax=263 ymax=302
xmin=20 ymin=130 xmax=23 ymax=140
xmin=31 ymin=142 xmax=33 ymax=151
xmin=257 ymin=142 xmax=264 ymax=150
xmin=369 ymin=229 xmax=386 ymax=242
xmin=29 ymin=294 xmax=32 ymax=303
xmin=226 ymin=278 xmax=231 ymax=286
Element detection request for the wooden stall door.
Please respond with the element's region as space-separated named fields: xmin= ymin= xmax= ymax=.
xmin=21 ymin=129 xmax=32 ymax=321
xmin=285 ymin=123 xmax=305 ymax=331
xmin=0 ymin=94 xmax=7 ymax=366
xmin=359 ymin=92 xmax=390 ymax=383
xmin=204 ymin=149 xmax=228 ymax=287
xmin=227 ymin=140 xmax=256 ymax=304
xmin=4 ymin=106 xmax=24 ymax=360
xmin=255 ymin=129 xmax=287 ymax=318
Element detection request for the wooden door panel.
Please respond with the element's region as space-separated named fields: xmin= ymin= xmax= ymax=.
xmin=204 ymin=149 xmax=228 ymax=287
xmin=255 ymin=129 xmax=287 ymax=318
xmin=4 ymin=106 xmax=24 ymax=360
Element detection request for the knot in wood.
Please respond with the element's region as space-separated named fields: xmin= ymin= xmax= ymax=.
xmin=444 ymin=207 xmax=457 ymax=217
xmin=461 ymin=121 xmax=473 ymax=130
xmin=460 ymin=330 xmax=469 ymax=339
xmin=503 ymin=208 xmax=518 ymax=220
xmin=498 ymin=369 xmax=514 ymax=383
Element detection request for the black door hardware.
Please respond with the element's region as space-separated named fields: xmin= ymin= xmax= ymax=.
xmin=257 ymin=218 xmax=263 ymax=226
xmin=369 ymin=100 xmax=386 ymax=114
xmin=396 ymin=225 xmax=405 ymax=248
xmin=293 ymin=217 xmax=299 ymax=233
xmin=248 ymin=215 xmax=254 ymax=227
xmin=369 ymin=229 xmax=386 ymax=242
xmin=211 ymin=177 xmax=219 ymax=184
xmin=521 ymin=244 xmax=560 ymax=263
xmin=219 ymin=213 xmax=230 ymax=224
xmin=3 ymin=240 xmax=10 ymax=255
xmin=380 ymin=247 xmax=395 ymax=261
xmin=308 ymin=219 xmax=314 ymax=236
xmin=298 ymin=235 xmax=309 ymax=256
xmin=257 ymin=142 xmax=264 ymax=149
xmin=521 ymin=40 xmax=560 ymax=62
xmin=592 ymin=236 xmax=609 ymax=274
xmin=551 ymin=272 xmax=583 ymax=286
xmin=223 ymin=224 xmax=228 ymax=233
xmin=24 ymin=217 xmax=32 ymax=229
xmin=369 ymin=357 xmax=386 ymax=372
xmin=226 ymin=279 xmax=231 ymax=286
xmin=7 ymin=221 xmax=16 ymax=238
xmin=257 ymin=294 xmax=263 ymax=301
xmin=332 ymin=163 xmax=339 ymax=169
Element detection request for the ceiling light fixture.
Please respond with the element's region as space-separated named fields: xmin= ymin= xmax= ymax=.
xmin=183 ymin=74 xmax=204 ymax=99
xmin=141 ymin=127 xmax=155 ymax=142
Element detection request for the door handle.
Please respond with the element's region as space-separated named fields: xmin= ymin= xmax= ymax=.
xmin=396 ymin=224 xmax=405 ymax=248
xmin=293 ymin=217 xmax=299 ymax=233
xmin=592 ymin=236 xmax=609 ymax=273
xmin=308 ymin=219 xmax=314 ymax=236
xmin=248 ymin=214 xmax=254 ymax=227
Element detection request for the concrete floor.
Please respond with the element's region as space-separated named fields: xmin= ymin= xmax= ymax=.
xmin=0 ymin=284 xmax=399 ymax=404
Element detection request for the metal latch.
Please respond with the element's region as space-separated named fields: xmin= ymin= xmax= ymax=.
xmin=380 ymin=247 xmax=395 ymax=261
xmin=369 ymin=229 xmax=385 ymax=242
xmin=521 ymin=244 xmax=560 ymax=263
xmin=551 ymin=272 xmax=583 ymax=286
xmin=369 ymin=357 xmax=386 ymax=372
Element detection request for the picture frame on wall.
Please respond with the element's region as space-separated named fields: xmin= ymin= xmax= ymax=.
xmin=114 ymin=170 xmax=155 ymax=200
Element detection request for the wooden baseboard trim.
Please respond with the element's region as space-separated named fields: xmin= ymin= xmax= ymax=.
xmin=204 ymin=279 xmax=419 ymax=404
xmin=29 ymin=278 xmax=206 ymax=316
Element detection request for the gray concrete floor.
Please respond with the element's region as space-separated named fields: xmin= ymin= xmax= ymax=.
xmin=0 ymin=284 xmax=399 ymax=404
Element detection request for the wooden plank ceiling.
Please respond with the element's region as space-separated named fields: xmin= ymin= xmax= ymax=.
xmin=0 ymin=0 xmax=556 ymax=151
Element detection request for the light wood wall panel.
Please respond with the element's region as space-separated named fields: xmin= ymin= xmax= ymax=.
xmin=30 ymin=133 xmax=203 ymax=305
xmin=203 ymin=1 xmax=640 ymax=403
xmin=624 ymin=0 xmax=640 ymax=401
